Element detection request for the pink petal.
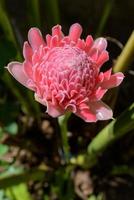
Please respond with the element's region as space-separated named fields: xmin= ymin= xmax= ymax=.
xmin=103 ymin=68 xmax=112 ymax=80
xmin=65 ymin=103 xmax=77 ymax=113
xmin=50 ymin=35 xmax=59 ymax=47
xmin=88 ymin=48 xmax=99 ymax=61
xmin=96 ymin=50 xmax=109 ymax=67
xmin=90 ymin=87 xmax=107 ymax=101
xmin=97 ymin=72 xmax=104 ymax=82
xmin=7 ymin=62 xmax=29 ymax=88
xmin=23 ymin=61 xmax=33 ymax=79
xmin=35 ymin=93 xmax=46 ymax=106
xmin=23 ymin=41 xmax=33 ymax=62
xmin=100 ymin=72 xmax=124 ymax=89
xmin=89 ymin=101 xmax=113 ymax=120
xmin=76 ymin=103 xmax=97 ymax=122
xmin=28 ymin=28 xmax=45 ymax=50
xmin=85 ymin=35 xmax=93 ymax=52
xmin=94 ymin=37 xmax=107 ymax=51
xmin=69 ymin=23 xmax=82 ymax=42
xmin=76 ymin=39 xmax=85 ymax=50
xmin=89 ymin=38 xmax=108 ymax=61
xmin=46 ymin=102 xmax=64 ymax=117
xmin=46 ymin=34 xmax=51 ymax=47
xmin=52 ymin=24 xmax=63 ymax=40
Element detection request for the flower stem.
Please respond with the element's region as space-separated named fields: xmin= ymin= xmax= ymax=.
xmin=95 ymin=0 xmax=115 ymax=37
xmin=0 ymin=2 xmax=41 ymax=120
xmin=2 ymin=72 xmax=32 ymax=116
xmin=43 ymin=0 xmax=60 ymax=27
xmin=27 ymin=0 xmax=41 ymax=28
xmin=71 ymin=103 xmax=134 ymax=168
xmin=87 ymin=103 xmax=134 ymax=166
xmin=0 ymin=2 xmax=21 ymax=59
xmin=0 ymin=1 xmax=40 ymax=121
xmin=113 ymin=31 xmax=134 ymax=73
xmin=58 ymin=113 xmax=71 ymax=163
xmin=0 ymin=169 xmax=48 ymax=189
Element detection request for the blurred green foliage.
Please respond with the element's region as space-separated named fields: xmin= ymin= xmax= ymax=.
xmin=0 ymin=39 xmax=17 ymax=72
xmin=0 ymin=0 xmax=134 ymax=200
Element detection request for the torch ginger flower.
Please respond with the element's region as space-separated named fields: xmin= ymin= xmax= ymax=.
xmin=7 ymin=23 xmax=124 ymax=122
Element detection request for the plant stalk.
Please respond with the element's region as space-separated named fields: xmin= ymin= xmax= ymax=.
xmin=95 ymin=0 xmax=115 ymax=37
xmin=113 ymin=31 xmax=134 ymax=72
xmin=0 ymin=2 xmax=21 ymax=60
xmin=0 ymin=3 xmax=41 ymax=119
xmin=2 ymin=72 xmax=32 ymax=115
xmin=58 ymin=113 xmax=71 ymax=163
xmin=0 ymin=169 xmax=47 ymax=189
xmin=27 ymin=0 xmax=41 ymax=27
xmin=71 ymin=103 xmax=134 ymax=168
xmin=87 ymin=103 xmax=134 ymax=164
xmin=44 ymin=0 xmax=60 ymax=27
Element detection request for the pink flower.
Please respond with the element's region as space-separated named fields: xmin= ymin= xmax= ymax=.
xmin=7 ymin=23 xmax=124 ymax=122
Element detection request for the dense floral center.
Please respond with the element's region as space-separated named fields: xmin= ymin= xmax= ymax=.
xmin=46 ymin=46 xmax=90 ymax=71
xmin=35 ymin=45 xmax=98 ymax=109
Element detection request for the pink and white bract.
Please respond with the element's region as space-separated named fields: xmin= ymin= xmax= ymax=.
xmin=7 ymin=23 xmax=124 ymax=122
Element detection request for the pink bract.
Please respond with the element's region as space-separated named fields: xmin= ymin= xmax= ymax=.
xmin=7 ymin=23 xmax=124 ymax=122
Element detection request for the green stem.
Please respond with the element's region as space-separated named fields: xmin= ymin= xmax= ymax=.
xmin=71 ymin=103 xmax=134 ymax=168
xmin=113 ymin=31 xmax=134 ymax=73
xmin=27 ymin=0 xmax=41 ymax=27
xmin=0 ymin=169 xmax=47 ymax=189
xmin=95 ymin=0 xmax=115 ymax=37
xmin=58 ymin=113 xmax=71 ymax=163
xmin=0 ymin=3 xmax=32 ymax=116
xmin=2 ymin=72 xmax=32 ymax=115
xmin=26 ymin=91 xmax=41 ymax=122
xmin=44 ymin=0 xmax=60 ymax=26
xmin=0 ymin=3 xmax=41 ymax=119
xmin=0 ymin=2 xmax=21 ymax=60
xmin=111 ymin=165 xmax=134 ymax=177
xmin=87 ymin=102 xmax=134 ymax=165
xmin=0 ymin=3 xmax=17 ymax=46
xmin=4 ymin=72 xmax=41 ymax=119
xmin=6 ymin=184 xmax=32 ymax=200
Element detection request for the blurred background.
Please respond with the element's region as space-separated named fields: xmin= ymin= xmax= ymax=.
xmin=0 ymin=0 xmax=134 ymax=200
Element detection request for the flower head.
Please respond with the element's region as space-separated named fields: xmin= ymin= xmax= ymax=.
xmin=7 ymin=23 xmax=124 ymax=122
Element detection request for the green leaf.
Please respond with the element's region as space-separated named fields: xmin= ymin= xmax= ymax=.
xmin=0 ymin=127 xmax=4 ymax=139
xmin=0 ymin=166 xmax=23 ymax=179
xmin=0 ymin=102 xmax=20 ymax=124
xmin=95 ymin=0 xmax=115 ymax=37
xmin=6 ymin=184 xmax=33 ymax=200
xmin=44 ymin=195 xmax=50 ymax=200
xmin=0 ymin=169 xmax=46 ymax=189
xmin=27 ymin=0 xmax=41 ymax=27
xmin=0 ymin=3 xmax=17 ymax=45
xmin=0 ymin=144 xmax=9 ymax=156
xmin=88 ymin=193 xmax=105 ymax=200
xmin=111 ymin=165 xmax=134 ymax=177
xmin=0 ymin=189 xmax=10 ymax=200
xmin=0 ymin=38 xmax=17 ymax=72
xmin=43 ymin=0 xmax=60 ymax=27
xmin=88 ymin=103 xmax=134 ymax=154
xmin=4 ymin=122 xmax=18 ymax=135
xmin=88 ymin=195 xmax=97 ymax=200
